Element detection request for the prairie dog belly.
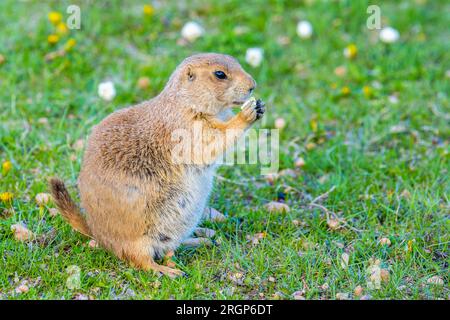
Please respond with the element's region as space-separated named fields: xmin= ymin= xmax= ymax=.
xmin=152 ymin=165 xmax=216 ymax=256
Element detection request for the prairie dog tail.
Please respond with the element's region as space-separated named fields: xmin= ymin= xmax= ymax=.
xmin=48 ymin=177 xmax=91 ymax=237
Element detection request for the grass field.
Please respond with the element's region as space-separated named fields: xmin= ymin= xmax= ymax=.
xmin=0 ymin=0 xmax=449 ymax=300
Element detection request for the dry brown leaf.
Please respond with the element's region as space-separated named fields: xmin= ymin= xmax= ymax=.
xmin=294 ymin=157 xmax=306 ymax=168
xmin=327 ymin=218 xmax=341 ymax=230
xmin=354 ymin=285 xmax=363 ymax=297
xmin=15 ymin=284 xmax=29 ymax=294
xmin=204 ymin=208 xmax=226 ymax=222
xmin=265 ymin=201 xmax=290 ymax=213
xmin=11 ymin=223 xmax=35 ymax=242
xmin=194 ymin=227 xmax=216 ymax=238
xmin=292 ymin=291 xmax=305 ymax=300
xmin=336 ymin=292 xmax=349 ymax=300
xmin=379 ymin=237 xmax=391 ymax=246
xmin=340 ymin=252 xmax=350 ymax=270
xmin=137 ymin=77 xmax=151 ymax=89
xmin=380 ymin=269 xmax=390 ymax=284
xmin=88 ymin=240 xmax=98 ymax=248
xmin=427 ymin=276 xmax=444 ymax=286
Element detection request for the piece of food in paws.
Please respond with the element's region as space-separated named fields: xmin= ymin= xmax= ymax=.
xmin=241 ymin=96 xmax=257 ymax=110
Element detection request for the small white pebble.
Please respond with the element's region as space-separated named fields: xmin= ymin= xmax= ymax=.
xmin=181 ymin=21 xmax=204 ymax=42
xmin=98 ymin=81 xmax=116 ymax=101
xmin=245 ymin=48 xmax=264 ymax=68
xmin=296 ymin=20 xmax=313 ymax=39
xmin=380 ymin=27 xmax=400 ymax=43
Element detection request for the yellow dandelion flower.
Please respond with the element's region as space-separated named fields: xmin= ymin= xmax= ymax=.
xmin=310 ymin=118 xmax=318 ymax=132
xmin=48 ymin=11 xmax=63 ymax=25
xmin=47 ymin=34 xmax=59 ymax=44
xmin=363 ymin=85 xmax=373 ymax=98
xmin=343 ymin=44 xmax=358 ymax=59
xmin=2 ymin=160 xmax=12 ymax=173
xmin=64 ymin=38 xmax=76 ymax=51
xmin=0 ymin=192 xmax=14 ymax=203
xmin=341 ymin=86 xmax=351 ymax=96
xmin=56 ymin=22 xmax=68 ymax=35
xmin=143 ymin=4 xmax=155 ymax=16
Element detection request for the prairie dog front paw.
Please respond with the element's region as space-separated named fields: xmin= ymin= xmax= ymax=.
xmin=239 ymin=98 xmax=265 ymax=124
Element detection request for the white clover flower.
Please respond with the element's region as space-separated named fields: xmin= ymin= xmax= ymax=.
xmin=296 ymin=20 xmax=313 ymax=39
xmin=379 ymin=27 xmax=400 ymax=43
xmin=181 ymin=21 xmax=204 ymax=42
xmin=245 ymin=48 xmax=264 ymax=68
xmin=98 ymin=81 xmax=116 ymax=101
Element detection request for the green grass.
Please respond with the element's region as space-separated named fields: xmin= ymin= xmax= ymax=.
xmin=0 ymin=0 xmax=449 ymax=300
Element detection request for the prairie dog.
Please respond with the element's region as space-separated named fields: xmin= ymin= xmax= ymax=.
xmin=49 ymin=53 xmax=265 ymax=277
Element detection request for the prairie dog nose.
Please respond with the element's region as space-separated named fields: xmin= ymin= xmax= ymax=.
xmin=248 ymin=78 xmax=257 ymax=94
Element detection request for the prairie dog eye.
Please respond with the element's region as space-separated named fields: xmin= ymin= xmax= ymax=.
xmin=214 ymin=70 xmax=227 ymax=80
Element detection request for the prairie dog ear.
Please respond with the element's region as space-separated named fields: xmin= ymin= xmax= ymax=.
xmin=186 ymin=64 xmax=196 ymax=81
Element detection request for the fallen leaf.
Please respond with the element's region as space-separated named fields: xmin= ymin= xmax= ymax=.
xmin=279 ymin=168 xmax=297 ymax=178
xmin=400 ymin=189 xmax=411 ymax=199
xmin=336 ymin=292 xmax=349 ymax=300
xmin=327 ymin=218 xmax=341 ymax=230
xmin=354 ymin=285 xmax=363 ymax=297
xmin=379 ymin=237 xmax=391 ymax=246
xmin=203 ymin=208 xmax=226 ymax=222
xmin=340 ymin=252 xmax=350 ymax=270
xmin=265 ymin=201 xmax=290 ymax=213
xmin=366 ymin=262 xmax=382 ymax=290
xmin=73 ymin=293 xmax=89 ymax=300
xmin=292 ymin=291 xmax=305 ymax=300
xmin=66 ymin=265 xmax=81 ymax=290
xmin=88 ymin=239 xmax=98 ymax=248
xmin=320 ymin=283 xmax=329 ymax=291
xmin=246 ymin=232 xmax=266 ymax=245
xmin=194 ymin=227 xmax=216 ymax=238
xmin=272 ymin=291 xmax=284 ymax=300
xmin=15 ymin=284 xmax=29 ymax=294
xmin=427 ymin=276 xmax=444 ymax=286
xmin=11 ymin=223 xmax=35 ymax=242
xmin=380 ymin=269 xmax=390 ymax=284
xmin=182 ymin=238 xmax=212 ymax=248
xmin=294 ymin=157 xmax=306 ymax=168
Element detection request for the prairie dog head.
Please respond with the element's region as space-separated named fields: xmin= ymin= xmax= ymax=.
xmin=167 ymin=53 xmax=256 ymax=115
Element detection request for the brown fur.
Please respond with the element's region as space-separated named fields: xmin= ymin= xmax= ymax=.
xmin=49 ymin=53 xmax=264 ymax=278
